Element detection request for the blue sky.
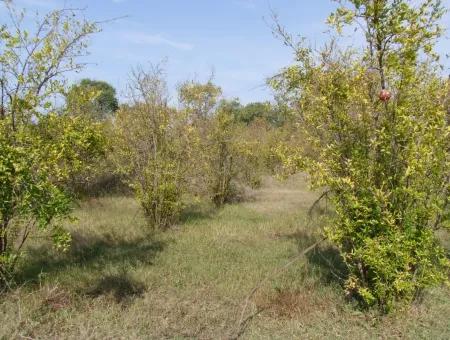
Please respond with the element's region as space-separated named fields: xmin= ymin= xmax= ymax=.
xmin=3 ymin=0 xmax=450 ymax=103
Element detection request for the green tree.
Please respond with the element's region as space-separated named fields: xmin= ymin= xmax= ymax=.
xmin=272 ymin=0 xmax=449 ymax=311
xmin=0 ymin=3 xmax=104 ymax=284
xmin=66 ymin=79 xmax=119 ymax=120
xmin=178 ymin=78 xmax=222 ymax=119
xmin=235 ymin=101 xmax=285 ymax=126
xmin=205 ymin=100 xmax=240 ymax=206
xmin=64 ymin=79 xmax=119 ymax=196
xmin=114 ymin=65 xmax=192 ymax=229
xmin=194 ymin=98 xmax=271 ymax=204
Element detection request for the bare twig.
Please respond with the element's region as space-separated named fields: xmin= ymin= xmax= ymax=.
xmin=231 ymin=237 xmax=326 ymax=340
xmin=308 ymin=190 xmax=330 ymax=217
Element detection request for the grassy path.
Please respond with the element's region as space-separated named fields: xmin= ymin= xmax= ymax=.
xmin=1 ymin=175 xmax=449 ymax=339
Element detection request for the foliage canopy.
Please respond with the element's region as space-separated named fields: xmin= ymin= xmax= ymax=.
xmin=66 ymin=79 xmax=119 ymax=120
xmin=0 ymin=3 xmax=105 ymax=284
xmin=271 ymin=0 xmax=449 ymax=311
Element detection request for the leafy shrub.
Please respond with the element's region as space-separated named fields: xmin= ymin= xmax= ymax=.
xmin=271 ymin=0 xmax=450 ymax=311
xmin=114 ymin=65 xmax=191 ymax=229
xmin=0 ymin=115 xmax=105 ymax=283
xmin=205 ymin=102 xmax=240 ymax=206
xmin=0 ymin=3 xmax=102 ymax=285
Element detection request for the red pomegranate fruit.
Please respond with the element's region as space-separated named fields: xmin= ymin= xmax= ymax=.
xmin=379 ymin=89 xmax=392 ymax=102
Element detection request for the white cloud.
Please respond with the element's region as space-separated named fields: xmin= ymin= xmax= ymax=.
xmin=121 ymin=32 xmax=194 ymax=51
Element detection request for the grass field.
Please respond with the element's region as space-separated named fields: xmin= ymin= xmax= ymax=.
xmin=1 ymin=175 xmax=449 ymax=339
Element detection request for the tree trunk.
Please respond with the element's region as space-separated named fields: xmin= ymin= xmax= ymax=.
xmin=0 ymin=216 xmax=9 ymax=256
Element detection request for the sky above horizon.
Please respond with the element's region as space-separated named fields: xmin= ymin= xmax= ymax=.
xmin=2 ymin=0 xmax=450 ymax=104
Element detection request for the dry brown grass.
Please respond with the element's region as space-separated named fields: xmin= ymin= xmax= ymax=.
xmin=254 ymin=286 xmax=333 ymax=319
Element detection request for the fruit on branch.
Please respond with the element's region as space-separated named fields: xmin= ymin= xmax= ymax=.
xmin=379 ymin=89 xmax=392 ymax=102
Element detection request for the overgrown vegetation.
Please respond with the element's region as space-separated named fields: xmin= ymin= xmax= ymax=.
xmin=1 ymin=176 xmax=449 ymax=339
xmin=0 ymin=0 xmax=449 ymax=337
xmin=0 ymin=4 xmax=104 ymax=284
xmin=66 ymin=78 xmax=119 ymax=121
xmin=113 ymin=65 xmax=192 ymax=229
xmin=271 ymin=0 xmax=450 ymax=311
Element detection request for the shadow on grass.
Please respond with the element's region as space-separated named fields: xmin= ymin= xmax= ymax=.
xmin=16 ymin=230 xmax=167 ymax=286
xmin=284 ymin=229 xmax=348 ymax=285
xmin=86 ymin=272 xmax=147 ymax=303
xmin=179 ymin=201 xmax=217 ymax=224
xmin=307 ymin=244 xmax=348 ymax=284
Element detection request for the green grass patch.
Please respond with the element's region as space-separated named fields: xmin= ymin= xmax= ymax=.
xmin=1 ymin=176 xmax=449 ymax=339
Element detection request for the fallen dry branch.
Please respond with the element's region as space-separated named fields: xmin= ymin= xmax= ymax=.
xmin=231 ymin=237 xmax=326 ymax=339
